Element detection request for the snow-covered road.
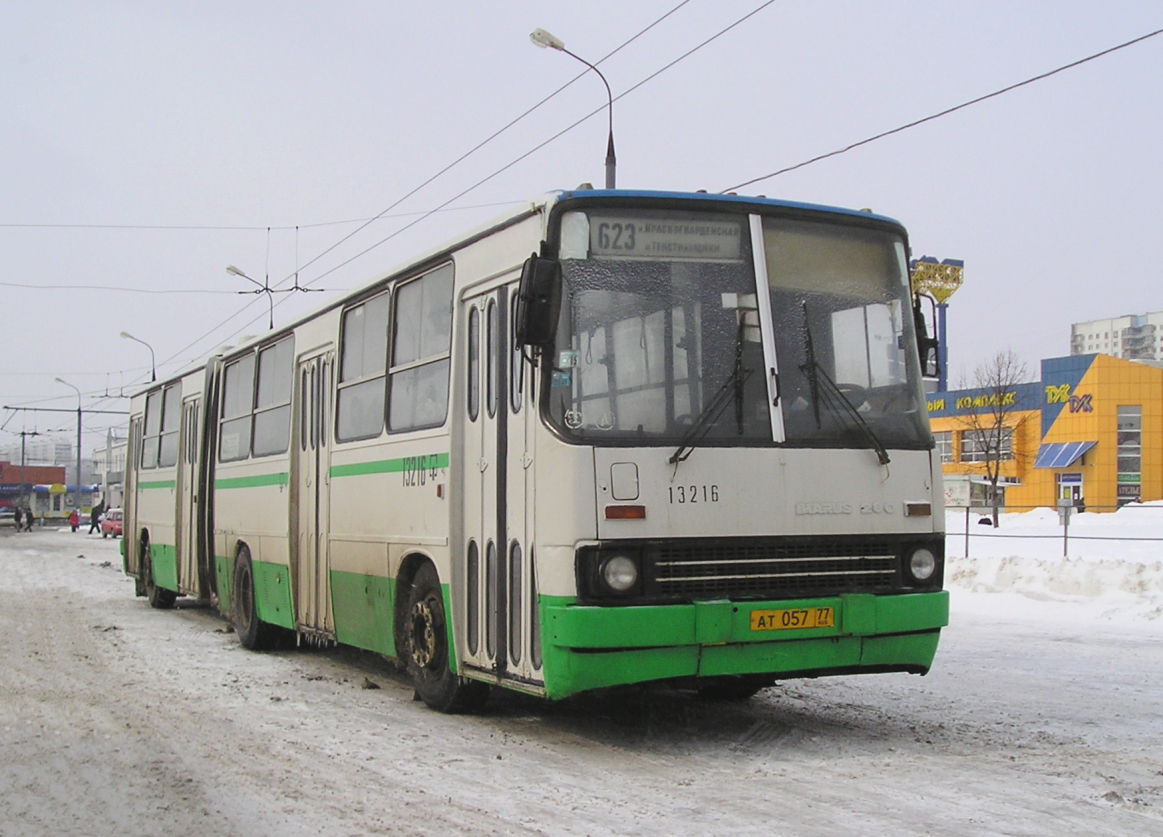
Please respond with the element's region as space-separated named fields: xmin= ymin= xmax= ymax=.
xmin=2 ymin=528 xmax=1161 ymax=836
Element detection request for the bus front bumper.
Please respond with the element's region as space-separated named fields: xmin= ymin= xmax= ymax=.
xmin=541 ymin=591 xmax=949 ymax=700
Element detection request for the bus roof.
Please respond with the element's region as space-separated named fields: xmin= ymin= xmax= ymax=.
xmin=132 ymin=189 xmax=905 ymax=397
xmin=543 ymin=188 xmax=904 ymax=228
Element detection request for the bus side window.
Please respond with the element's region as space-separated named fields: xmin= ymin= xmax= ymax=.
xmin=388 ymin=263 xmax=454 ymax=431
xmin=219 ymin=354 xmax=255 ymax=462
xmin=337 ymin=292 xmax=390 ymax=441
xmin=158 ymin=385 xmax=181 ymax=468
xmin=253 ymin=337 xmax=294 ymax=457
xmin=141 ymin=389 xmax=163 ymax=469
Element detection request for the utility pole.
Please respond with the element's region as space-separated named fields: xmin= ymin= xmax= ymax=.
xmin=19 ymin=429 xmax=40 ymax=512
xmin=55 ymin=379 xmax=83 ymax=514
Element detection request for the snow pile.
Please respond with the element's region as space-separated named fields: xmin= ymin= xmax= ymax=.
xmin=944 ymin=502 xmax=1163 ymax=629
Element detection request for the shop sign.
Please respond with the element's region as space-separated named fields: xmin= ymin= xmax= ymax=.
xmin=1117 ymin=473 xmax=1142 ymax=484
xmin=49 ymin=483 xmax=66 ymax=494
xmin=1067 ymin=393 xmax=1093 ymax=413
xmin=1058 ymin=473 xmax=1082 ymax=485
xmin=955 ymin=391 xmax=1016 ymax=410
xmin=1118 ymin=484 xmax=1142 ymax=499
xmin=1046 ymin=384 xmax=1071 ymax=404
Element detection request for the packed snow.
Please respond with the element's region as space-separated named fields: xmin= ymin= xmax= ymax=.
xmin=4 ymin=511 xmax=1163 ymax=835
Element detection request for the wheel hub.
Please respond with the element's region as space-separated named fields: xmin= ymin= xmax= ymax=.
xmin=409 ymin=599 xmax=437 ymax=669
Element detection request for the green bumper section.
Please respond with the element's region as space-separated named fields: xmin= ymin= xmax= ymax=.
xmin=540 ymin=591 xmax=949 ymax=700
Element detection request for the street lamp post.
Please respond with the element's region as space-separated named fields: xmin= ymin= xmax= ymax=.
xmin=120 ymin=331 xmax=157 ymax=382
xmin=530 ymin=28 xmax=617 ymax=189
xmin=55 ymin=377 xmax=83 ymax=519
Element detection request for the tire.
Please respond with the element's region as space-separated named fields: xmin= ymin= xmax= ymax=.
xmin=232 ymin=546 xmax=277 ymax=650
xmin=143 ymin=541 xmax=177 ymax=610
xmin=403 ymin=563 xmax=489 ymax=713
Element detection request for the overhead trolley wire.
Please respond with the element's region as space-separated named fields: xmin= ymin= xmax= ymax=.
xmin=0 ymin=201 xmax=527 ymax=231
xmin=155 ymin=0 xmax=712 ymax=373
xmin=279 ymin=0 xmax=696 ymax=289
xmin=722 ymin=25 xmax=1163 ymax=193
xmin=69 ymin=0 xmax=776 ymax=382
xmin=293 ymin=0 xmax=779 ymax=293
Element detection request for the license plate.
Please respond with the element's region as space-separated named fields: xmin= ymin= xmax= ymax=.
xmin=749 ymin=606 xmax=835 ymax=632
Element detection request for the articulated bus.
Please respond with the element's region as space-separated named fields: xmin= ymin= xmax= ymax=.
xmin=122 ymin=189 xmax=948 ymax=712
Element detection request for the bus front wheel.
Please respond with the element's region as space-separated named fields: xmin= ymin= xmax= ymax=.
xmin=404 ymin=562 xmax=489 ymax=713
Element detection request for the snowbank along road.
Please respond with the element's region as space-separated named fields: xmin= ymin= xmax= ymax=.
xmin=2 ymin=528 xmax=1161 ymax=836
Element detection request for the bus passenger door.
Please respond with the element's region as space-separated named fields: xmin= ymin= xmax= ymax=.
xmin=125 ymin=415 xmax=143 ymax=577
xmin=293 ymin=350 xmax=335 ymax=637
xmin=176 ymin=397 xmax=201 ymax=595
xmin=463 ymin=282 xmax=535 ymax=683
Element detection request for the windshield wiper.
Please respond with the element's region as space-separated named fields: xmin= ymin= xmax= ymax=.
xmin=669 ymin=317 xmax=752 ymax=465
xmin=799 ymin=303 xmax=890 ymax=465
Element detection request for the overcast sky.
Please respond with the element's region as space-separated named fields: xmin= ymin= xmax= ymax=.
xmin=3 ymin=1 xmax=1161 ymax=454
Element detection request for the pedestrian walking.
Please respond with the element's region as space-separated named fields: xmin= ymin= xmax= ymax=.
xmin=24 ymin=508 xmax=34 ymax=532
xmin=68 ymin=509 xmax=79 ymax=532
xmin=88 ymin=501 xmax=104 ymax=535
xmin=12 ymin=507 xmax=22 ymax=531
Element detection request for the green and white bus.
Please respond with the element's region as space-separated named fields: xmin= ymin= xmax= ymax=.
xmin=122 ymin=189 xmax=948 ymax=711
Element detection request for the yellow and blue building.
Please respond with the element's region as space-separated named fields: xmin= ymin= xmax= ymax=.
xmin=927 ymin=354 xmax=1162 ymax=511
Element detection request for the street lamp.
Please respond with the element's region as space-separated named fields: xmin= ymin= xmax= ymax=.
xmin=530 ymin=27 xmax=617 ymax=189
xmin=55 ymin=377 xmax=84 ymax=519
xmin=119 ymin=331 xmax=156 ymax=382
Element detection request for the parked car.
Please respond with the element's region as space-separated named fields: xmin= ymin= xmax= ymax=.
xmin=101 ymin=508 xmax=123 ymax=538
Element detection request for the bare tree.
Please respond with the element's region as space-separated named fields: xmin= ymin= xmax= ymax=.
xmin=957 ymin=350 xmax=1032 ymax=527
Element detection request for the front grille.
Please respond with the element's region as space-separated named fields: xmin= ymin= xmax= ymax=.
xmin=645 ymin=539 xmax=899 ymax=600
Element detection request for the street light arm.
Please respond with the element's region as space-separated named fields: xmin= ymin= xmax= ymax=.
xmin=119 ymin=331 xmax=157 ymax=382
xmin=530 ymin=27 xmax=616 ymax=189
xmin=560 ymin=49 xmax=614 ymax=137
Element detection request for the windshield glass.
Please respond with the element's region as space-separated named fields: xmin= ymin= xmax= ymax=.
xmin=548 ymin=209 xmax=771 ymax=443
xmin=763 ymin=217 xmax=929 ymax=448
xmin=545 ymin=206 xmax=930 ymax=450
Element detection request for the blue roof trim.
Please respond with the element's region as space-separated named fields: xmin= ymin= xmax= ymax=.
xmin=1034 ymin=441 xmax=1096 ymax=469
xmin=549 ymin=189 xmax=904 ymax=228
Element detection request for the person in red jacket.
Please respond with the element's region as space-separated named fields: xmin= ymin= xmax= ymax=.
xmin=68 ymin=509 xmax=79 ymax=532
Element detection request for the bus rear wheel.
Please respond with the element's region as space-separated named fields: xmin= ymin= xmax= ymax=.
xmin=143 ymin=541 xmax=176 ymax=610
xmin=233 ymin=546 xmax=277 ymax=650
xmin=404 ymin=562 xmax=489 ymax=713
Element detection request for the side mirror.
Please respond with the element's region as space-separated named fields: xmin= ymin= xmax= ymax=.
xmin=913 ymin=294 xmax=940 ymax=379
xmin=515 ymin=253 xmax=562 ymax=349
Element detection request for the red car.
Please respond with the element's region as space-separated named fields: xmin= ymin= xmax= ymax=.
xmin=101 ymin=508 xmax=123 ymax=538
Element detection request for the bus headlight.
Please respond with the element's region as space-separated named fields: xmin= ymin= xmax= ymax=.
xmin=600 ymin=554 xmax=639 ymax=593
xmin=907 ymin=547 xmax=937 ymax=582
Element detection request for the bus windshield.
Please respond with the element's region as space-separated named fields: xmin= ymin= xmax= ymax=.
xmin=546 ymin=207 xmax=930 ymax=450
